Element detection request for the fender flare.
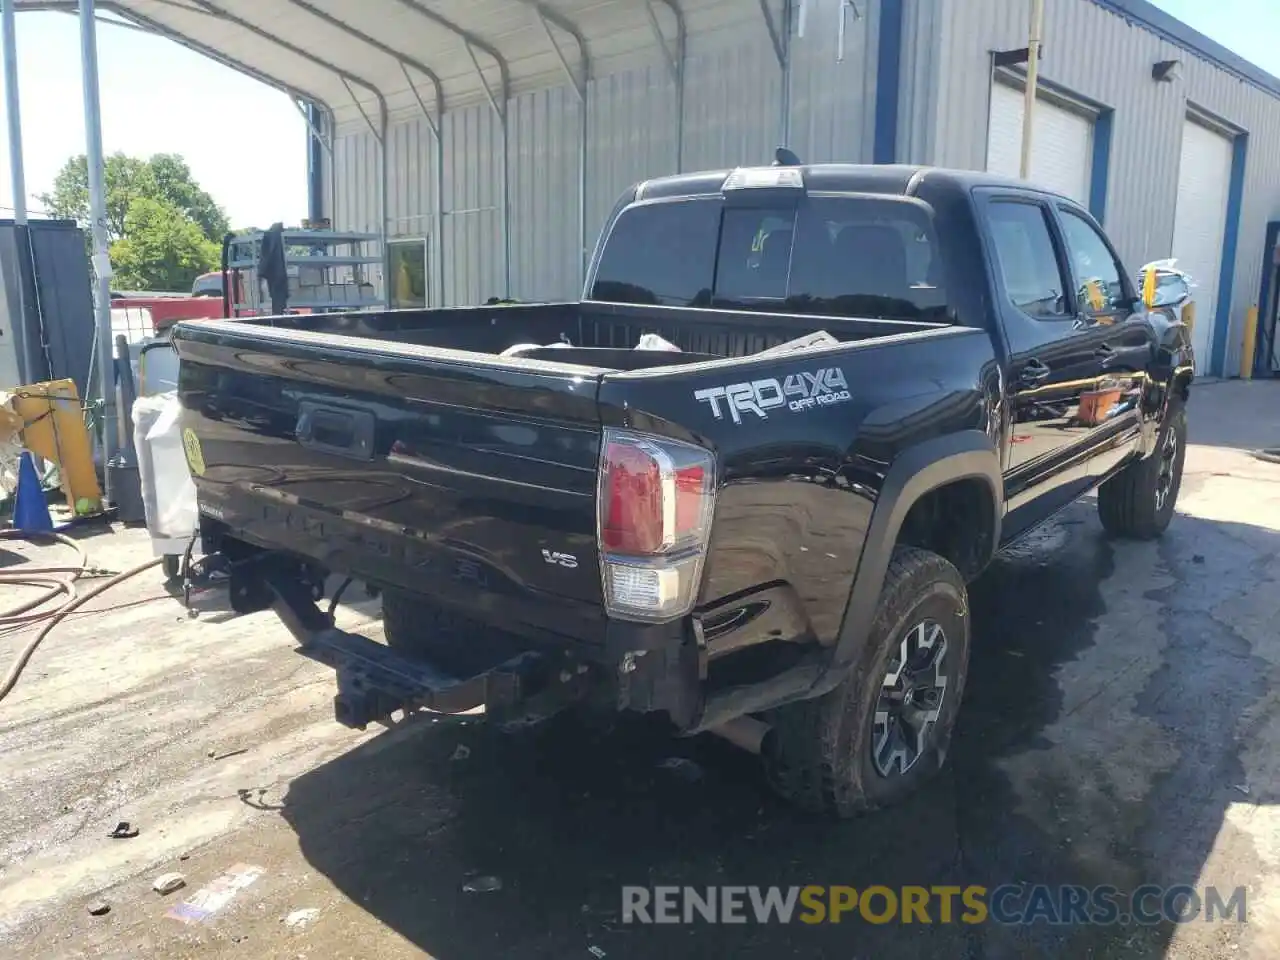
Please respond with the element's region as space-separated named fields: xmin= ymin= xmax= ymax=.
xmin=816 ymin=430 xmax=1002 ymax=694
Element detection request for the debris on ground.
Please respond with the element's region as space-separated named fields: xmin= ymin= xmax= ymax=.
xmin=451 ymin=743 xmax=471 ymax=761
xmin=462 ymin=875 xmax=503 ymax=893
xmin=87 ymin=900 xmax=110 ymax=916
xmin=588 ymin=946 xmax=607 ymax=958
xmin=282 ymin=907 xmax=320 ymax=928
xmin=656 ymin=756 xmax=704 ymax=781
xmin=107 ymin=821 xmax=139 ymax=839
xmin=1235 ymin=783 xmax=1251 ymax=796
xmin=207 ymin=747 xmax=249 ymax=762
xmin=167 ymin=863 xmax=266 ymax=924
xmin=153 ymin=872 xmax=187 ymax=895
xmin=1193 ymin=554 xmax=1205 ymax=564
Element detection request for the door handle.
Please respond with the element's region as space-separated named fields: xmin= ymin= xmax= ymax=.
xmin=1095 ymin=342 xmax=1116 ymax=358
xmin=1018 ymin=359 xmax=1052 ymax=386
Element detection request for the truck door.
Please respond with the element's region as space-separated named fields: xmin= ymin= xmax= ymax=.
xmin=976 ymin=191 xmax=1103 ymax=537
xmin=1049 ymin=203 xmax=1152 ymax=481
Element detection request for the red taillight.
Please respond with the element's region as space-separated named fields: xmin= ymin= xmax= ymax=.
xmin=674 ymin=465 xmax=706 ymax=537
xmin=597 ymin=430 xmax=716 ymax=622
xmin=601 ymin=441 xmax=664 ymax=553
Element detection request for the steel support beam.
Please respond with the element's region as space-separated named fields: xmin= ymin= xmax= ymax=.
xmin=294 ymin=97 xmax=332 ymax=156
xmin=187 ymin=0 xmax=390 ymax=279
xmin=284 ymin=0 xmax=445 ymax=116
xmin=78 ymin=0 xmax=118 ymax=494
xmin=758 ymin=0 xmax=792 ymax=146
xmin=518 ymin=0 xmax=592 ymax=282
xmin=392 ymin=0 xmax=512 ymax=299
xmin=758 ymin=0 xmax=786 ymax=66
xmin=645 ymin=0 xmax=685 ymax=173
xmin=54 ymin=7 xmax=153 ymax=35
xmin=281 ymin=0 xmax=453 ymax=305
xmin=398 ymin=61 xmax=444 ymax=305
xmin=399 ymin=62 xmax=440 ymax=137
xmin=780 ymin=0 xmax=792 ymax=145
xmin=3 ymin=0 xmax=26 ymax=224
xmin=21 ymin=0 xmax=334 ymax=109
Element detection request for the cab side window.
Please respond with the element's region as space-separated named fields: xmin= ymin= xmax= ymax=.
xmin=1058 ymin=209 xmax=1127 ymax=317
xmin=985 ymin=201 xmax=1069 ymax=320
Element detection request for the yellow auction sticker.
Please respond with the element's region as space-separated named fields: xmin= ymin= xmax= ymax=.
xmin=182 ymin=427 xmax=206 ymax=477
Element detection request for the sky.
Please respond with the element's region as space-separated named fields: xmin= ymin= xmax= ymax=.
xmin=0 ymin=9 xmax=306 ymax=228
xmin=0 ymin=1 xmax=1277 ymax=230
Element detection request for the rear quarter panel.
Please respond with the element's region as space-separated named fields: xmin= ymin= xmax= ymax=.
xmin=599 ymin=326 xmax=1002 ymax=652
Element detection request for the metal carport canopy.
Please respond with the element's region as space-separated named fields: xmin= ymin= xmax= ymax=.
xmin=17 ymin=0 xmax=705 ymax=299
xmin=18 ymin=0 xmax=693 ymax=133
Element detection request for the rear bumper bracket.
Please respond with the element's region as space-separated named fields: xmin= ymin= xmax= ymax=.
xmin=264 ymin=568 xmax=572 ymax=729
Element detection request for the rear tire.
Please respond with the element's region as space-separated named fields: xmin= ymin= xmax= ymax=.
xmin=763 ymin=546 xmax=970 ymax=817
xmin=1097 ymin=406 xmax=1186 ymax=540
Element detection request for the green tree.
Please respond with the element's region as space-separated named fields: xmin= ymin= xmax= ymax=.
xmin=39 ymin=153 xmax=229 ymax=243
xmin=38 ymin=152 xmax=229 ymax=291
xmin=107 ymin=198 xmax=221 ymax=293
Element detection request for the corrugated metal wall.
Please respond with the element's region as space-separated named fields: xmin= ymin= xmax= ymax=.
xmin=907 ymin=0 xmax=1280 ymax=376
xmin=327 ymin=0 xmax=1280 ymax=376
xmin=327 ymin=0 xmax=879 ymax=306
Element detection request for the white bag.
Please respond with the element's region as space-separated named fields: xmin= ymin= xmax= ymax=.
xmin=132 ymin=392 xmax=198 ymax=541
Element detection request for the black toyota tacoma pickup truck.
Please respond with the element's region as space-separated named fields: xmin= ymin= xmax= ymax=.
xmin=174 ymin=161 xmax=1193 ymax=817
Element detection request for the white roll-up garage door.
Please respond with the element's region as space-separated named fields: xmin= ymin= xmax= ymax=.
xmin=1171 ymin=118 xmax=1234 ymax=376
xmin=986 ymin=82 xmax=1093 ymax=205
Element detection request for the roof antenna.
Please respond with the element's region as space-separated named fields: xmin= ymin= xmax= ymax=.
xmin=773 ymin=147 xmax=802 ymax=167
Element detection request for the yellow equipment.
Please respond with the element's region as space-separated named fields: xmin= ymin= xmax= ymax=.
xmin=1 ymin=379 xmax=103 ymax=516
xmin=1241 ymin=305 xmax=1260 ymax=380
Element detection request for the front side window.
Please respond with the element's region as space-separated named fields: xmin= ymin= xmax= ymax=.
xmin=592 ymin=195 xmax=947 ymax=322
xmin=985 ymin=201 xmax=1069 ymax=320
xmin=1058 ymin=209 xmax=1126 ymax=315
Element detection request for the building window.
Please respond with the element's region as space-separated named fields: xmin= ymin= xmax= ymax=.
xmin=388 ymin=239 xmax=427 ymax=308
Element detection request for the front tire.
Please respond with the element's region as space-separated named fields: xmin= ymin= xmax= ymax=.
xmin=763 ymin=546 xmax=970 ymax=817
xmin=1097 ymin=406 xmax=1186 ymax=540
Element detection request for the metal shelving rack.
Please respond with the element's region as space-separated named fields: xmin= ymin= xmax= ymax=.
xmin=223 ymin=228 xmax=384 ymax=317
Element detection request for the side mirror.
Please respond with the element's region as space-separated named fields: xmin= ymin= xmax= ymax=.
xmin=1141 ymin=264 xmax=1192 ymax=309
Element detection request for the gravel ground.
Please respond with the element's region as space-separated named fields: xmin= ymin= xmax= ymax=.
xmin=1 ymin=379 xmax=1279 ymax=959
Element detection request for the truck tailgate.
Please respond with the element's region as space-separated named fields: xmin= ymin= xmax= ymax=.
xmin=173 ymin=321 xmax=609 ymax=641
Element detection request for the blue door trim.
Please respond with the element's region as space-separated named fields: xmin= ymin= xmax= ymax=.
xmin=1210 ymin=131 xmax=1248 ymax=377
xmin=873 ymin=0 xmax=904 ymax=163
xmin=1254 ymin=220 xmax=1280 ymax=377
xmin=1088 ymin=108 xmax=1114 ymax=222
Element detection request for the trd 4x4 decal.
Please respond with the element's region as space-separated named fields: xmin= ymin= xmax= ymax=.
xmin=693 ymin=368 xmax=851 ymax=424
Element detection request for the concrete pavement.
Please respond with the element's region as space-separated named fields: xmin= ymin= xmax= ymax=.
xmin=2 ymin=378 xmax=1280 ymax=959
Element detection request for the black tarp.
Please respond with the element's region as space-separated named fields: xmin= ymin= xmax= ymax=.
xmin=0 ymin=219 xmax=95 ymax=398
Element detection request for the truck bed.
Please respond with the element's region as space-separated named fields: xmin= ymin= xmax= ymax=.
xmin=173 ymin=301 xmax=969 ymax=660
xmin=232 ymin=300 xmax=939 ymax=366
